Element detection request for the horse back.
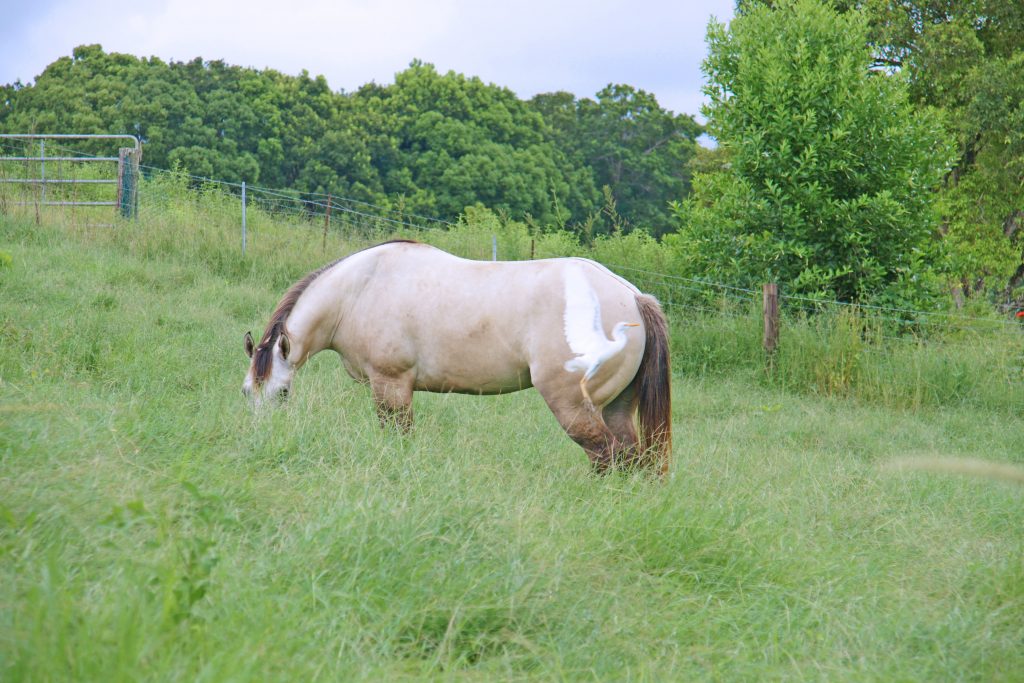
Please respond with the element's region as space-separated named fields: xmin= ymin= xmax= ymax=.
xmin=334 ymin=243 xmax=644 ymax=397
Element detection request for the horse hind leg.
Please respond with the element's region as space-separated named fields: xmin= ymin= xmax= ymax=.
xmin=564 ymin=410 xmax=621 ymax=473
xmin=533 ymin=372 xmax=624 ymax=473
xmin=602 ymin=385 xmax=641 ymax=468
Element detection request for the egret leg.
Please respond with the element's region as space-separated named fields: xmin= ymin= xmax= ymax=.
xmin=579 ymin=376 xmax=595 ymax=408
xmin=579 ymin=363 xmax=602 ymax=409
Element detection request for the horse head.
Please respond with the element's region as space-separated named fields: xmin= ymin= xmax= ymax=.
xmin=241 ymin=256 xmax=342 ymax=408
xmin=242 ymin=327 xmax=294 ymax=406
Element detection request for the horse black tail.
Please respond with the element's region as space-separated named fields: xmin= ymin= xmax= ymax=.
xmin=635 ymin=294 xmax=672 ymax=476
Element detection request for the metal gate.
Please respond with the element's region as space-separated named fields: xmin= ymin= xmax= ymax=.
xmin=0 ymin=134 xmax=142 ymax=222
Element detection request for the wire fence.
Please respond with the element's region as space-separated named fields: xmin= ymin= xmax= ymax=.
xmin=3 ymin=139 xmax=1023 ymax=345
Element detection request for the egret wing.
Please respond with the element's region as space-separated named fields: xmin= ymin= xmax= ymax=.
xmin=562 ymin=265 xmax=606 ymax=357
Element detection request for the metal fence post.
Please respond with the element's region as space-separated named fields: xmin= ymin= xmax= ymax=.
xmin=117 ymin=148 xmax=127 ymax=217
xmin=241 ymin=181 xmax=247 ymax=256
xmin=117 ymin=146 xmax=141 ymax=219
xmin=36 ymin=140 xmax=44 ymax=224
xmin=132 ymin=146 xmax=141 ymax=218
xmin=39 ymin=140 xmax=46 ymax=206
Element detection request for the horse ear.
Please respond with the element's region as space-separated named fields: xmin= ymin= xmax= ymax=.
xmin=279 ymin=333 xmax=291 ymax=360
xmin=244 ymin=331 xmax=254 ymax=358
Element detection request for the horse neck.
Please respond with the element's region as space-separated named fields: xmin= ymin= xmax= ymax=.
xmin=284 ymin=267 xmax=347 ymax=366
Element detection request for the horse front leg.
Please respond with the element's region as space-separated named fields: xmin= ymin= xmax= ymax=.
xmin=368 ymin=370 xmax=414 ymax=432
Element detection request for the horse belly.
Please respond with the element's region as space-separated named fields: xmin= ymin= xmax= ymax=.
xmin=401 ymin=292 xmax=537 ymax=394
xmin=413 ymin=353 xmax=533 ymax=395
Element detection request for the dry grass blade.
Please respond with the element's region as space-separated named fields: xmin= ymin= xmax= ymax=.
xmin=882 ymin=456 xmax=1024 ymax=485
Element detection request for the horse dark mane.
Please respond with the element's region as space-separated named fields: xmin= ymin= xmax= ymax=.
xmin=251 ymin=240 xmax=419 ymax=385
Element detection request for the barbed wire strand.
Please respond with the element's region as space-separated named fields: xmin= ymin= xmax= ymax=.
xmin=4 ymin=143 xmax=1024 ymax=333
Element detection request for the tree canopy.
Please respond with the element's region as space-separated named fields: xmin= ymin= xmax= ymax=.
xmin=0 ymin=47 xmax=700 ymax=235
xmin=531 ymin=84 xmax=702 ymax=236
xmin=744 ymin=0 xmax=1024 ymax=307
xmin=670 ymin=0 xmax=954 ymax=305
xmin=850 ymin=0 xmax=1024 ymax=307
xmin=4 ymin=6 xmax=1022 ymax=310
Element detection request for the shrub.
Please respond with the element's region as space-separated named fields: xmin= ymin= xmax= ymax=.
xmin=669 ymin=0 xmax=955 ymax=306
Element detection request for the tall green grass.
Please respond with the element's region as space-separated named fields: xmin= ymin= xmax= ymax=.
xmin=2 ymin=195 xmax=1023 ymax=681
xmin=668 ymin=304 xmax=1024 ymax=412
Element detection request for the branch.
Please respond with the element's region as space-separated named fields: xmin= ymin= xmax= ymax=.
xmin=944 ymin=132 xmax=982 ymax=189
xmin=643 ymin=135 xmax=677 ymax=155
xmin=870 ymin=56 xmax=904 ymax=69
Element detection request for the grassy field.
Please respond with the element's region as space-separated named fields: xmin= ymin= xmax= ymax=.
xmin=1 ymin=207 xmax=1023 ymax=681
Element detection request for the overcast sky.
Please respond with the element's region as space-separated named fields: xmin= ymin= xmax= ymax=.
xmin=1 ymin=0 xmax=736 ymax=121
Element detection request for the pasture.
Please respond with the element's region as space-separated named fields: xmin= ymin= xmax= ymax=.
xmin=1 ymin=207 xmax=1023 ymax=681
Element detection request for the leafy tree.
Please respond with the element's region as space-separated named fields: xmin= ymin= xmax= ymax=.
xmin=669 ymin=0 xmax=954 ymax=305
xmin=810 ymin=0 xmax=1024 ymax=306
xmin=531 ymin=85 xmax=701 ymax=236
xmin=349 ymin=61 xmax=598 ymax=225
xmin=0 ymin=47 xmax=299 ymax=185
xmin=939 ymin=52 xmax=1024 ymax=306
xmin=1 ymin=48 xmax=698 ymax=233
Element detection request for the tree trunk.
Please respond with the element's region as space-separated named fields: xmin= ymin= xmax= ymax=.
xmin=1004 ymin=263 xmax=1024 ymax=302
xmin=1003 ymin=209 xmax=1023 ymax=240
xmin=1002 ymin=210 xmax=1024 ymax=308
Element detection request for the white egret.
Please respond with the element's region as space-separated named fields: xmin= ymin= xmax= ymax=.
xmin=562 ymin=265 xmax=641 ymax=406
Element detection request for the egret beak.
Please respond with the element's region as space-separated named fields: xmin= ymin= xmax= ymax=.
xmin=626 ymin=323 xmax=640 ymax=327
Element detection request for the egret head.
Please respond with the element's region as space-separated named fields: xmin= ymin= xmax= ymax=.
xmin=606 ymin=321 xmax=640 ymax=344
xmin=242 ymin=329 xmax=295 ymax=407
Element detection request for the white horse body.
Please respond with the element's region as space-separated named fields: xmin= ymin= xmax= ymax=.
xmin=244 ymin=241 xmax=671 ymax=473
xmin=285 ymin=243 xmax=644 ymax=401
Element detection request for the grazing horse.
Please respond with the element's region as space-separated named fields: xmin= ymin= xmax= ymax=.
xmin=242 ymin=240 xmax=672 ymax=474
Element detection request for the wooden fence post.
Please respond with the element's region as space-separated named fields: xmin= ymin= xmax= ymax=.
xmin=322 ymin=194 xmax=332 ymax=254
xmin=763 ymin=282 xmax=779 ymax=360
